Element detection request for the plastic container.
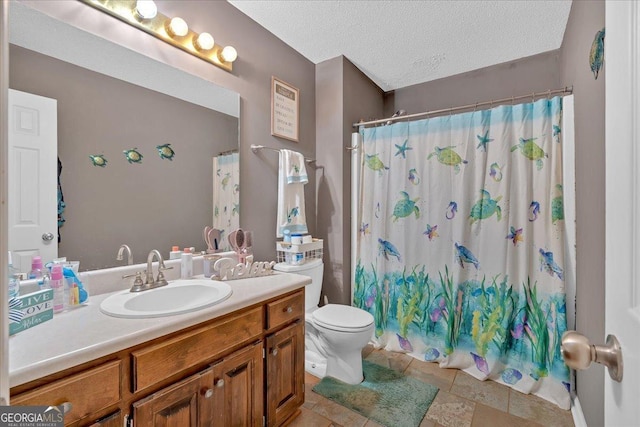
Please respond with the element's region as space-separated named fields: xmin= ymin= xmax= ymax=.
xmin=8 ymin=251 xmax=19 ymax=298
xmin=169 ymin=246 xmax=182 ymax=260
xmin=9 ymin=274 xmax=20 ymax=299
xmin=28 ymin=256 xmax=44 ymax=281
xmin=181 ymin=248 xmax=193 ymax=279
xmin=50 ymin=264 xmax=65 ymax=313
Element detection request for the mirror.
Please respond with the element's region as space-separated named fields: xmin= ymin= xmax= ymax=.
xmin=8 ymin=3 xmax=240 ymax=271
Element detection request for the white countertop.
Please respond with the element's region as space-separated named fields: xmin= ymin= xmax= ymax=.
xmin=9 ymin=272 xmax=310 ymax=388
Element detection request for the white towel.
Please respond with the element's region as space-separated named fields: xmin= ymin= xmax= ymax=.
xmin=284 ymin=149 xmax=308 ymax=184
xmin=277 ymin=149 xmax=308 ymax=237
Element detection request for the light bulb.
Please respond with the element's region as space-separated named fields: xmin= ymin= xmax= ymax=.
xmin=194 ymin=32 xmax=215 ymax=51
xmin=166 ymin=17 xmax=189 ymax=37
xmin=220 ymin=46 xmax=238 ymax=63
xmin=134 ymin=0 xmax=157 ymax=20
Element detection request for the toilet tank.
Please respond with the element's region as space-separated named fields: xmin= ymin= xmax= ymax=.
xmin=273 ymin=259 xmax=323 ymax=312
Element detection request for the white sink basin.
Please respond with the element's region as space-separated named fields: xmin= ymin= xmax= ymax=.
xmin=100 ymin=279 xmax=232 ymax=318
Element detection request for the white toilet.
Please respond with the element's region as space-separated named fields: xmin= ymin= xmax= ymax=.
xmin=274 ymin=259 xmax=374 ymax=384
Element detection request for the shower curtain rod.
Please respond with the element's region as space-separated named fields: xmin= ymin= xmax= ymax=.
xmin=352 ymin=86 xmax=573 ymax=128
xmin=250 ymin=144 xmax=316 ymax=163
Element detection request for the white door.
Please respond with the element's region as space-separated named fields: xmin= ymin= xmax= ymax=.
xmin=604 ymin=1 xmax=639 ymax=425
xmin=8 ymin=89 xmax=57 ymax=274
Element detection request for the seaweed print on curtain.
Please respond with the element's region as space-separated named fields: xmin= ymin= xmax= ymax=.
xmin=213 ymin=152 xmax=239 ymax=251
xmin=354 ymin=97 xmax=570 ymax=409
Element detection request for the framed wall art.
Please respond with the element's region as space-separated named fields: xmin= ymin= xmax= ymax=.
xmin=271 ymin=77 xmax=299 ymax=142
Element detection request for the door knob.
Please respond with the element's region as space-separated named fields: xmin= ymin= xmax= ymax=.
xmin=42 ymin=232 xmax=55 ymax=241
xmin=561 ymin=331 xmax=623 ymax=382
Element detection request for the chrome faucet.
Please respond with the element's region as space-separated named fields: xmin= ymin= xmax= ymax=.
xmin=122 ymin=249 xmax=173 ymax=292
xmin=145 ymin=249 xmax=171 ymax=288
xmin=116 ymin=244 xmax=133 ymax=265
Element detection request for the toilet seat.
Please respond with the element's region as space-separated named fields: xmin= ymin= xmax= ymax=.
xmin=312 ymin=304 xmax=374 ymax=333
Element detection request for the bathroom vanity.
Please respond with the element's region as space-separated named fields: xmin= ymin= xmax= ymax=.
xmin=8 ymin=273 xmax=309 ymax=427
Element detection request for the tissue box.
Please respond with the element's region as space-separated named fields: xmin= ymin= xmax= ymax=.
xmin=9 ymin=289 xmax=54 ymax=335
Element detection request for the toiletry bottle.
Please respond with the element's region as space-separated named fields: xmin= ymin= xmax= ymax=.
xmin=50 ymin=264 xmax=65 ymax=313
xmin=28 ymin=256 xmax=44 ymax=281
xmin=8 ymin=251 xmax=19 ymax=298
xmin=181 ymin=248 xmax=193 ymax=279
xmin=170 ymin=246 xmax=182 ymax=260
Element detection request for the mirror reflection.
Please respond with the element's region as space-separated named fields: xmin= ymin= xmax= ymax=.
xmin=8 ymin=4 xmax=240 ymax=272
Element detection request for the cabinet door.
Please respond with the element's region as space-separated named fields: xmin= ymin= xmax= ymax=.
xmin=266 ymin=321 xmax=304 ymax=426
xmin=212 ymin=341 xmax=264 ymax=427
xmin=133 ymin=368 xmax=214 ymax=427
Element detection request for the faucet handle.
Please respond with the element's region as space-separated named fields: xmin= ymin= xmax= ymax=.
xmin=124 ymin=272 xmax=146 ymax=292
xmin=155 ymin=270 xmax=169 ymax=287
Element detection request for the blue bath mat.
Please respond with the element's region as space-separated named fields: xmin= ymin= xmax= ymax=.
xmin=312 ymin=360 xmax=439 ymax=427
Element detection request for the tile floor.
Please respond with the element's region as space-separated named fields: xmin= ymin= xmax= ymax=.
xmin=290 ymin=345 xmax=575 ymax=427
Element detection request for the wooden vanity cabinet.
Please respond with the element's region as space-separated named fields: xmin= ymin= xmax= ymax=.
xmin=265 ymin=321 xmax=305 ymax=427
xmin=133 ymin=368 xmax=214 ymax=426
xmin=212 ymin=341 xmax=264 ymax=426
xmin=10 ymin=288 xmax=305 ymax=427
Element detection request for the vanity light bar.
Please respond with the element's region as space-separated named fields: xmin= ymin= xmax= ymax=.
xmin=80 ymin=0 xmax=237 ymax=72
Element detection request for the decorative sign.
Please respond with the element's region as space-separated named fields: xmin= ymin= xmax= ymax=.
xmin=271 ymin=77 xmax=299 ymax=142
xmin=9 ymin=289 xmax=54 ymax=335
xmin=212 ymin=257 xmax=276 ymax=281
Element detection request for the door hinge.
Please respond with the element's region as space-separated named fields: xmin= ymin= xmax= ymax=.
xmin=263 ymin=348 xmax=266 ymax=359
xmin=262 ymin=415 xmax=266 ymax=427
xmin=125 ymin=413 xmax=133 ymax=427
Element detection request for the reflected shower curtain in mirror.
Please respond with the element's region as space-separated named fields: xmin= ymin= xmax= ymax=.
xmin=354 ymin=97 xmax=570 ymax=409
xmin=213 ymin=152 xmax=239 ymax=251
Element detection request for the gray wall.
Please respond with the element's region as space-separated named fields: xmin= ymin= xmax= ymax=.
xmin=389 ymin=50 xmax=560 ymax=115
xmin=9 ymin=45 xmax=237 ymax=270
xmin=19 ymin=0 xmax=317 ymax=262
xmin=316 ymin=56 xmax=384 ymax=304
xmin=559 ymin=1 xmax=606 ymax=426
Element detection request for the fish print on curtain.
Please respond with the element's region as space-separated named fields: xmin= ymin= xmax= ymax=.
xmin=354 ymin=97 xmax=570 ymax=409
xmin=213 ymin=152 xmax=239 ymax=251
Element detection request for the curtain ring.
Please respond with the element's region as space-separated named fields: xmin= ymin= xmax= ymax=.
xmin=474 ymin=102 xmax=478 ymax=112
xmin=547 ymin=89 xmax=552 ymax=99
xmin=531 ymin=92 xmax=535 ymax=103
xmin=490 ymin=99 xmax=493 ymax=109
xmin=511 ymin=96 xmax=515 ymax=105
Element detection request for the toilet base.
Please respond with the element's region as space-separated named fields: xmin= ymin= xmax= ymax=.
xmin=305 ymin=349 xmax=327 ymax=378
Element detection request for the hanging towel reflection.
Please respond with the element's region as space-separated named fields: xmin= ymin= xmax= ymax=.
xmin=277 ymin=149 xmax=308 ymax=237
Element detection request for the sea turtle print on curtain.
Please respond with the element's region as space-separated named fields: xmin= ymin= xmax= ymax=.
xmin=354 ymin=97 xmax=570 ymax=409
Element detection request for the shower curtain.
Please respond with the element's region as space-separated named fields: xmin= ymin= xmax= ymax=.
xmin=213 ymin=152 xmax=239 ymax=251
xmin=354 ymin=96 xmax=570 ymax=409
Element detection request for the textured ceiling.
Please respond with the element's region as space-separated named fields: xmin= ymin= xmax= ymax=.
xmin=228 ymin=0 xmax=572 ymax=91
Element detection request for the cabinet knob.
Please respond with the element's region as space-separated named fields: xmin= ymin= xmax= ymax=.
xmin=271 ymin=348 xmax=278 ymax=356
xmin=285 ymin=306 xmax=293 ymax=313
xmin=59 ymin=401 xmax=72 ymax=414
xmin=215 ymin=379 xmax=225 ymax=388
xmin=202 ymin=388 xmax=214 ymax=398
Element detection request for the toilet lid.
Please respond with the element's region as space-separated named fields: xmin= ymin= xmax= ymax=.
xmin=312 ymin=304 xmax=374 ymax=332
